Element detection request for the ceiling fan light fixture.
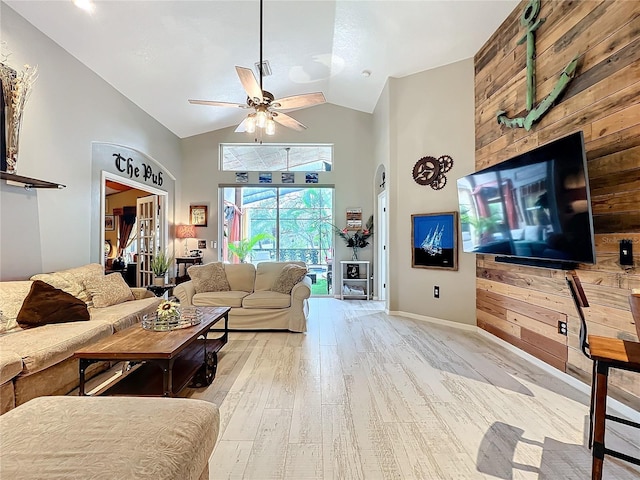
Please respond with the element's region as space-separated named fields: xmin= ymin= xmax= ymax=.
xmin=265 ymin=116 xmax=276 ymax=135
xmin=256 ymin=109 xmax=267 ymax=128
xmin=245 ymin=114 xmax=257 ymax=133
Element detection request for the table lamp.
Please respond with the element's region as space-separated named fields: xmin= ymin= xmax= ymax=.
xmin=176 ymin=224 xmax=197 ymax=256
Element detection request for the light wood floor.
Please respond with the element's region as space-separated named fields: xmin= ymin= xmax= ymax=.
xmin=181 ymin=298 xmax=640 ymax=480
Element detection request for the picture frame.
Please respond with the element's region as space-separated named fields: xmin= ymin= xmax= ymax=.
xmin=259 ymin=172 xmax=272 ymax=184
xmin=104 ymin=215 xmax=115 ymax=231
xmin=190 ymin=205 xmax=208 ymax=227
xmin=346 ymin=207 xmax=362 ymax=230
xmin=411 ymin=212 xmax=458 ymax=270
xmin=281 ymin=172 xmax=295 ymax=184
xmin=197 ymin=240 xmax=206 ymax=249
xmin=346 ymin=263 xmax=360 ymax=279
xmin=305 ymin=172 xmax=319 ymax=184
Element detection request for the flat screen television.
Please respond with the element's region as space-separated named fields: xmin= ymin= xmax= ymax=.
xmin=456 ymin=131 xmax=596 ymax=267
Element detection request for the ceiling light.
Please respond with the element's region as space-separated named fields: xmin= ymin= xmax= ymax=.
xmin=245 ymin=114 xmax=257 ymax=133
xmin=265 ymin=116 xmax=276 ymax=136
xmin=256 ymin=109 xmax=267 ymax=129
xmin=72 ymin=0 xmax=95 ymax=12
xmin=361 ymin=70 xmax=371 ymax=78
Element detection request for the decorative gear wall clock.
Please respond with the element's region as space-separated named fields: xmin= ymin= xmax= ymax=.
xmin=412 ymin=155 xmax=453 ymax=190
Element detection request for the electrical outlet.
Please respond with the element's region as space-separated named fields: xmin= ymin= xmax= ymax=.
xmin=558 ymin=320 xmax=567 ymax=336
xmin=434 ymin=286 xmax=440 ymax=298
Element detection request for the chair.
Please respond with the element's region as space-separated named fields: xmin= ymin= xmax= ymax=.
xmin=565 ymin=271 xmax=640 ymax=480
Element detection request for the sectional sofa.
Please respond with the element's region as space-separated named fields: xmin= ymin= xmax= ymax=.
xmin=0 ymin=263 xmax=161 ymax=414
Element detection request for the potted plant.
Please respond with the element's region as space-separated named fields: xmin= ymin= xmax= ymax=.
xmin=227 ymin=232 xmax=273 ymax=263
xmin=151 ymin=250 xmax=173 ymax=286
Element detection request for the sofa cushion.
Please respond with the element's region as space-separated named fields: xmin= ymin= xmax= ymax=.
xmin=0 ymin=351 xmax=23 ymax=385
xmin=224 ymin=263 xmax=256 ymax=293
xmin=16 ymin=281 xmax=90 ymax=329
xmin=271 ymin=264 xmax=308 ymax=294
xmin=0 ymin=281 xmax=34 ymax=333
xmin=0 ymin=320 xmax=112 ymax=375
xmin=90 ymin=297 xmax=162 ymax=332
xmin=242 ymin=291 xmax=292 ymax=309
xmin=30 ymin=263 xmax=104 ymax=306
xmin=254 ymin=261 xmax=306 ymax=292
xmin=85 ymin=273 xmax=134 ymax=308
xmin=188 ymin=262 xmax=230 ymax=293
xmin=192 ymin=291 xmax=249 ymax=308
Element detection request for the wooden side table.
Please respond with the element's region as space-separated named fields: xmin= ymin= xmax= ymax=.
xmin=175 ymin=256 xmax=203 ymax=284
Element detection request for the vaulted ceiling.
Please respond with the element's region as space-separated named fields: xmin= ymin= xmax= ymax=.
xmin=6 ymin=0 xmax=518 ymax=138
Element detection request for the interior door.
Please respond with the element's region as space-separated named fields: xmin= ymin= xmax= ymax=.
xmin=136 ymin=195 xmax=166 ymax=287
xmin=377 ymin=190 xmax=388 ymax=302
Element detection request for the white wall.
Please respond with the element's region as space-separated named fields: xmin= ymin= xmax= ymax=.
xmin=180 ymin=103 xmax=375 ymax=286
xmin=386 ymin=58 xmax=477 ymax=324
xmin=0 ymin=5 xmax=182 ymax=280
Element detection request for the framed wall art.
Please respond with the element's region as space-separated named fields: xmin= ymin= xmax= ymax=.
xmin=411 ymin=212 xmax=458 ymax=270
xmin=104 ymin=215 xmax=115 ymax=231
xmin=190 ymin=205 xmax=208 ymax=227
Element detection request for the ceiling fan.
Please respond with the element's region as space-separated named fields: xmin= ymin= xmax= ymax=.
xmin=188 ymin=0 xmax=325 ymax=136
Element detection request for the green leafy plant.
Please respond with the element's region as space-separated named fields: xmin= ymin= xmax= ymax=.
xmin=227 ymin=232 xmax=274 ymax=263
xmin=151 ymin=250 xmax=173 ymax=276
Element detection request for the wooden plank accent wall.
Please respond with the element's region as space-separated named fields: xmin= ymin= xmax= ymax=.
xmin=474 ymin=0 xmax=640 ymax=408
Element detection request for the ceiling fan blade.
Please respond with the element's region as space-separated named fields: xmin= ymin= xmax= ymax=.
xmin=235 ymin=66 xmax=264 ymax=103
xmin=189 ymin=99 xmax=249 ymax=108
xmin=271 ymin=92 xmax=326 ymax=110
xmin=272 ymin=112 xmax=307 ymax=131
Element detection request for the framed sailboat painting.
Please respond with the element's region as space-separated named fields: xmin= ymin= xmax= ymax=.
xmin=411 ymin=212 xmax=458 ymax=270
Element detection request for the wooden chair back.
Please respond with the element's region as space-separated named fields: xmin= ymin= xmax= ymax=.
xmin=630 ymin=290 xmax=640 ymax=340
xmin=565 ymin=270 xmax=590 ymax=358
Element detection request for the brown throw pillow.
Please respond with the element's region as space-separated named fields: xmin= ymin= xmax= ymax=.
xmin=271 ymin=264 xmax=308 ymax=295
xmin=85 ymin=273 xmax=135 ymax=308
xmin=188 ymin=262 xmax=231 ymax=293
xmin=16 ymin=280 xmax=90 ymax=328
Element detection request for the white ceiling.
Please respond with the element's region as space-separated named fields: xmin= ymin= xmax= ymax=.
xmin=6 ymin=0 xmax=518 ymax=139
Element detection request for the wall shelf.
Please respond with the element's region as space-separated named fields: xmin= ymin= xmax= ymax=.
xmin=0 ymin=171 xmax=66 ymax=190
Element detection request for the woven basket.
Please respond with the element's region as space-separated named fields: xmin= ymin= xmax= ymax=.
xmin=142 ymin=307 xmax=202 ymax=332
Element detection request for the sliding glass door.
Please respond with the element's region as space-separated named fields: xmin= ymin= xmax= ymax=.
xmin=221 ymin=186 xmax=333 ymax=295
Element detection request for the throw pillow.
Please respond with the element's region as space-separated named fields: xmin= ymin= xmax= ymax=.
xmin=271 ymin=264 xmax=308 ymax=295
xmin=16 ymin=280 xmax=90 ymax=329
xmin=85 ymin=273 xmax=135 ymax=308
xmin=188 ymin=262 xmax=231 ymax=293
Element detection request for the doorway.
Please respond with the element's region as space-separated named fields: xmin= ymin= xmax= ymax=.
xmin=101 ymin=172 xmax=168 ymax=287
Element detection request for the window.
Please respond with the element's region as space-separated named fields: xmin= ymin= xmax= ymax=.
xmin=221 ymin=186 xmax=334 ymax=295
xmin=220 ymin=144 xmax=332 ymax=172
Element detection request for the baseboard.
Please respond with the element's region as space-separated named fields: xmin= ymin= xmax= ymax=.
xmin=477 ymin=328 xmax=640 ymax=423
xmin=389 ymin=310 xmax=478 ymax=332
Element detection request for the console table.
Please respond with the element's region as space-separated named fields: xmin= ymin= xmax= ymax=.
xmin=175 ymin=256 xmax=203 ymax=284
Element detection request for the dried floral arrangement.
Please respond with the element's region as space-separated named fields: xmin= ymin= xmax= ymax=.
xmin=1 ymin=48 xmax=38 ymax=174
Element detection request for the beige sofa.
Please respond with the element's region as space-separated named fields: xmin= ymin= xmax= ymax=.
xmin=0 ymin=264 xmax=161 ymax=414
xmin=174 ymin=261 xmax=311 ymax=332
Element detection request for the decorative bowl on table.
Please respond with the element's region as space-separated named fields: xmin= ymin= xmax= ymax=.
xmin=142 ymin=302 xmax=202 ymax=331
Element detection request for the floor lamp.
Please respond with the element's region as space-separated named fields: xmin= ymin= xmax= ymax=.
xmin=176 ymin=224 xmax=197 ymax=256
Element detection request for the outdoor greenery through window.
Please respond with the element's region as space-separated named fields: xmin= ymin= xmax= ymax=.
xmin=220 ymin=144 xmax=332 ymax=172
xmin=222 ymin=187 xmax=334 ymax=295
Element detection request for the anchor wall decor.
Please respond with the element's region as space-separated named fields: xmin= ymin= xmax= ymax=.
xmin=496 ymin=0 xmax=579 ymax=131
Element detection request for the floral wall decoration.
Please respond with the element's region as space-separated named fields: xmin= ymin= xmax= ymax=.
xmin=0 ymin=53 xmax=38 ymax=174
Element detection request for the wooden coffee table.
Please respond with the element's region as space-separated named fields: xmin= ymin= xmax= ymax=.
xmin=73 ymin=306 xmax=229 ymax=397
